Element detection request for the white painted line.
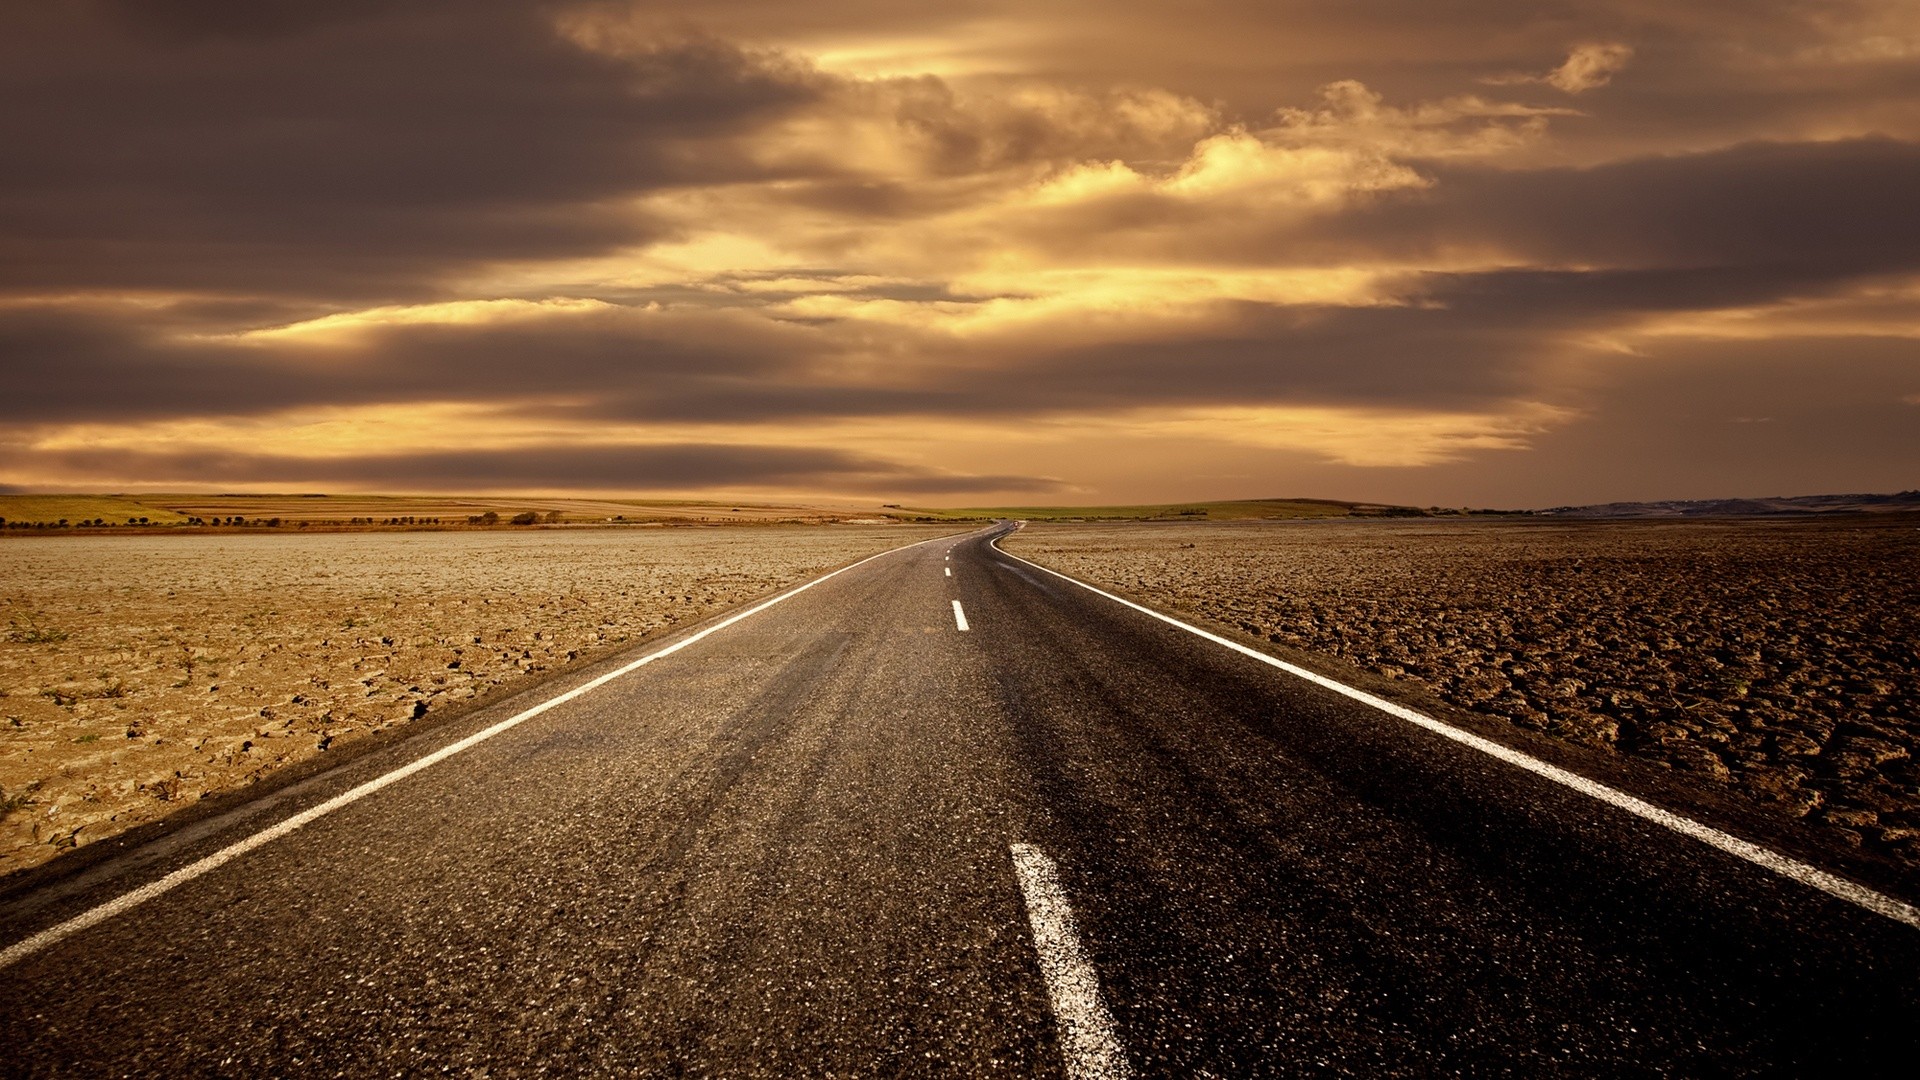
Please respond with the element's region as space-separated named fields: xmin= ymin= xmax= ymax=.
xmin=990 ymin=539 xmax=1920 ymax=930
xmin=1011 ymin=843 xmax=1134 ymax=1080
xmin=952 ymin=599 xmax=970 ymax=631
xmin=0 ymin=530 xmax=975 ymax=972
xmin=945 ymin=567 xmax=952 ymax=577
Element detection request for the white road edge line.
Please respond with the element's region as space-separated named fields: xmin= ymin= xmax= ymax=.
xmin=0 ymin=529 xmax=975 ymax=972
xmin=952 ymin=599 xmax=970 ymax=631
xmin=991 ymin=535 xmax=1920 ymax=930
xmin=1010 ymin=843 xmax=1134 ymax=1080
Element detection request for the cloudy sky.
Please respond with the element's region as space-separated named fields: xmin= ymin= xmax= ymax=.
xmin=3 ymin=0 xmax=1917 ymax=506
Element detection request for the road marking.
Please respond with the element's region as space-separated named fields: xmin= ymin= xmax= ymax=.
xmin=945 ymin=567 xmax=952 ymax=577
xmin=1011 ymin=843 xmax=1134 ymax=1080
xmin=991 ymin=537 xmax=1920 ymax=930
xmin=0 ymin=530 xmax=975 ymax=972
xmin=952 ymin=599 xmax=970 ymax=631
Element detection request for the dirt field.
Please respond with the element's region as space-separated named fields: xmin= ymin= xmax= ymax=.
xmin=1005 ymin=518 xmax=1920 ymax=866
xmin=0 ymin=492 xmax=905 ymax=528
xmin=0 ymin=526 xmax=938 ymax=876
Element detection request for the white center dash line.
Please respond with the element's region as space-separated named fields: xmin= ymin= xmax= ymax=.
xmin=945 ymin=567 xmax=952 ymax=577
xmin=1011 ymin=843 xmax=1134 ymax=1080
xmin=0 ymin=529 xmax=976 ymax=972
xmin=952 ymin=599 xmax=970 ymax=631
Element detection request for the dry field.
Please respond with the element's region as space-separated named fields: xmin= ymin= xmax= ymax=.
xmin=0 ymin=492 xmax=905 ymax=528
xmin=1005 ymin=518 xmax=1920 ymax=867
xmin=0 ymin=526 xmax=937 ymax=875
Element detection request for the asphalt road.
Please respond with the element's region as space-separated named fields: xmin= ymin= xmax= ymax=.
xmin=2 ymin=524 xmax=1916 ymax=1077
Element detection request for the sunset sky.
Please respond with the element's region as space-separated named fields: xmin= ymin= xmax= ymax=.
xmin=3 ymin=0 xmax=1917 ymax=506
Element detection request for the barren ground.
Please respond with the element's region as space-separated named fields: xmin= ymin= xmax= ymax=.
xmin=1005 ymin=518 xmax=1920 ymax=867
xmin=0 ymin=526 xmax=937 ymax=876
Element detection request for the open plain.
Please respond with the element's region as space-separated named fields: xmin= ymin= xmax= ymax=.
xmin=1004 ymin=517 xmax=1920 ymax=869
xmin=0 ymin=525 xmax=932 ymax=875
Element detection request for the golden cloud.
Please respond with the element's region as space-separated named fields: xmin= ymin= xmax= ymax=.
xmin=1483 ymin=42 xmax=1634 ymax=94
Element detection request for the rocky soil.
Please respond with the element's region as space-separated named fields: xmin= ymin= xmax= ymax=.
xmin=0 ymin=526 xmax=933 ymax=876
xmin=1006 ymin=518 xmax=1920 ymax=867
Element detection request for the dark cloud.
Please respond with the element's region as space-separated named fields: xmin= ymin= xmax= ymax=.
xmin=0 ymin=291 xmax=1548 ymax=427
xmin=0 ymin=255 xmax=1891 ymax=434
xmin=1021 ymin=332 xmax=1920 ymax=509
xmin=1041 ymin=137 xmax=1920 ymax=299
xmin=3 ymin=441 xmax=1063 ymax=495
xmin=0 ymin=303 xmax=820 ymax=423
xmin=936 ymin=298 xmax=1544 ymax=419
xmin=0 ymin=1 xmax=823 ymax=301
xmin=1406 ymin=138 xmax=1920 ymax=280
xmin=1336 ymin=335 xmax=1920 ymax=507
xmin=90 ymin=0 xmax=400 ymax=41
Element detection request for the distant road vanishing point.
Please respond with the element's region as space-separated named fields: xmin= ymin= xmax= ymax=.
xmin=2 ymin=524 xmax=1916 ymax=1076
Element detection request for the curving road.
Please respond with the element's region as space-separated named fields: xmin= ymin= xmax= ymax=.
xmin=2 ymin=523 xmax=1916 ymax=1076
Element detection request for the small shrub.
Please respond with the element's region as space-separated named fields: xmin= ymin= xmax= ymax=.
xmin=0 ymin=783 xmax=38 ymax=819
xmin=510 ymin=511 xmax=539 ymax=525
xmin=8 ymin=614 xmax=70 ymax=644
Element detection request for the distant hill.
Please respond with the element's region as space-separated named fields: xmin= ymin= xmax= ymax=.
xmin=898 ymin=498 xmax=1431 ymax=521
xmin=1537 ymin=491 xmax=1920 ymax=518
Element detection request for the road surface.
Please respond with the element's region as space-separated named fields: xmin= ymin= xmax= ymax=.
xmin=2 ymin=523 xmax=1916 ymax=1076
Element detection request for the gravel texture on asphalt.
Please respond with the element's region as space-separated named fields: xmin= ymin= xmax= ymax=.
xmin=0 ymin=526 xmax=934 ymax=875
xmin=1004 ymin=518 xmax=1920 ymax=868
